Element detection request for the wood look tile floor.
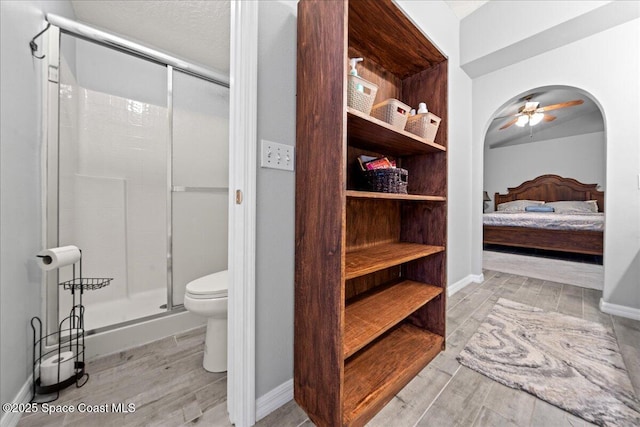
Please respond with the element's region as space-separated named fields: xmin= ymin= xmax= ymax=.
xmin=18 ymin=270 xmax=640 ymax=427
xmin=260 ymin=270 xmax=640 ymax=427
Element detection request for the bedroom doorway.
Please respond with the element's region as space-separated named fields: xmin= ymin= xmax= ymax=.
xmin=481 ymin=85 xmax=605 ymax=290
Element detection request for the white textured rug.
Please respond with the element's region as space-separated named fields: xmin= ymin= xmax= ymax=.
xmin=458 ymin=298 xmax=640 ymax=427
xmin=483 ymin=250 xmax=603 ymax=290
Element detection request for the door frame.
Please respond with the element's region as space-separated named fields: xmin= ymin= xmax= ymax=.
xmin=228 ymin=1 xmax=258 ymax=426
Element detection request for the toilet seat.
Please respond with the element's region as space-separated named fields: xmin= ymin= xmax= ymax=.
xmin=185 ymin=270 xmax=228 ymax=299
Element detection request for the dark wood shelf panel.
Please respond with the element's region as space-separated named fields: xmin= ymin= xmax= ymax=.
xmin=347 ymin=108 xmax=446 ymax=156
xmin=343 ymin=323 xmax=444 ymax=426
xmin=345 ymin=242 xmax=445 ymax=280
xmin=344 ymin=280 xmax=442 ymax=358
xmin=346 ymin=190 xmax=446 ymax=202
xmin=348 ymin=0 xmax=446 ymax=79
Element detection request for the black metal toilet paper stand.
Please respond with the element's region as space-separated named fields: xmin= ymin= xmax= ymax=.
xmin=30 ymin=251 xmax=112 ymax=403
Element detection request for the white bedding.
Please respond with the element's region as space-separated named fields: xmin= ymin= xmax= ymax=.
xmin=483 ymin=212 xmax=604 ymax=232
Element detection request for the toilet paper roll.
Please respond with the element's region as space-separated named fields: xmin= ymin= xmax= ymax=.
xmin=37 ymin=246 xmax=81 ymax=271
xmin=40 ymin=351 xmax=75 ymax=386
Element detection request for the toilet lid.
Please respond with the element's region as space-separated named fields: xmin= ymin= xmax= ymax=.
xmin=185 ymin=270 xmax=228 ymax=298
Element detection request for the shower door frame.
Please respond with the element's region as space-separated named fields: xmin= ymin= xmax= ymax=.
xmin=44 ymin=19 xmax=230 ymax=333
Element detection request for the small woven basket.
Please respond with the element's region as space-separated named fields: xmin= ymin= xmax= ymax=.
xmin=370 ymin=99 xmax=411 ymax=130
xmin=405 ymin=112 xmax=442 ymax=141
xmin=362 ymin=168 xmax=408 ymax=194
xmin=347 ymin=75 xmax=378 ymax=115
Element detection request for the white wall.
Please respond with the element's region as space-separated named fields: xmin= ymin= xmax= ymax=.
xmin=484 ymin=132 xmax=606 ymax=211
xmin=0 ymin=0 xmax=76 ymax=410
xmin=471 ymin=15 xmax=640 ymax=311
xmin=460 ymin=1 xmax=638 ymax=78
xmin=255 ymin=0 xmax=297 ymax=398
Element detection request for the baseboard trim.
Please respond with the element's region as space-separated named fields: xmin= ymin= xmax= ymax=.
xmin=256 ymin=378 xmax=293 ymax=421
xmin=599 ymin=298 xmax=640 ymax=321
xmin=448 ymin=273 xmax=484 ymax=296
xmin=1 ymin=375 xmax=32 ymax=427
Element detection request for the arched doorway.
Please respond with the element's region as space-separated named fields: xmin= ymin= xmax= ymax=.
xmin=481 ymin=85 xmax=606 ymax=290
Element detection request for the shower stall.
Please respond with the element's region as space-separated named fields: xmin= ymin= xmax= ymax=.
xmin=44 ymin=17 xmax=229 ymax=333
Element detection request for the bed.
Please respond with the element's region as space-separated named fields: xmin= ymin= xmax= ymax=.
xmin=483 ymin=174 xmax=604 ymax=256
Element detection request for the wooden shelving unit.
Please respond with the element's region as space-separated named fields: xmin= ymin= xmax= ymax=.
xmin=295 ymin=1 xmax=448 ymax=425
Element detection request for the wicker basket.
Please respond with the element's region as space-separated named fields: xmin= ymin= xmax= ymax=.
xmin=347 ymin=75 xmax=378 ymax=114
xmin=405 ymin=112 xmax=442 ymax=141
xmin=370 ymin=99 xmax=411 ymax=130
xmin=362 ymin=168 xmax=408 ymax=194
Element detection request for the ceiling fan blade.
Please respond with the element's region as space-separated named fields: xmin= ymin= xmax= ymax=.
xmin=499 ymin=117 xmax=518 ymax=130
xmin=538 ymin=99 xmax=584 ymax=112
xmin=543 ymin=114 xmax=556 ymax=122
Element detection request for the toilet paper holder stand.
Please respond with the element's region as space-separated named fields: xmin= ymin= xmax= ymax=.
xmin=30 ymin=251 xmax=112 ymax=403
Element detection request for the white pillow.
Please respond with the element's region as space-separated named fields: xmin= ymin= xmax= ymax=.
xmin=546 ymin=200 xmax=598 ymax=213
xmin=497 ymin=200 xmax=545 ymax=212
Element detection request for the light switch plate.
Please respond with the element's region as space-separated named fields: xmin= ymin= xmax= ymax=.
xmin=261 ymin=139 xmax=295 ymax=171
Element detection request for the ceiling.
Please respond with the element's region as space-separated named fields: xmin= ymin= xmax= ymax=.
xmin=68 ymin=2 xmax=603 ymax=150
xmin=68 ymin=0 xmax=486 ymax=74
xmin=70 ymin=0 xmax=230 ymax=74
xmin=485 ymin=87 xmax=604 ymax=149
xmin=444 ymin=0 xmax=489 ymax=19
xmin=68 ymin=0 xmax=485 ymax=75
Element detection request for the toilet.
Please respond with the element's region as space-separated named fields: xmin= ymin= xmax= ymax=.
xmin=183 ymin=270 xmax=228 ymax=373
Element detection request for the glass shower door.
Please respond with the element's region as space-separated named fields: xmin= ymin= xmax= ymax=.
xmin=171 ymin=70 xmax=229 ymax=307
xmin=57 ymin=34 xmax=169 ymax=330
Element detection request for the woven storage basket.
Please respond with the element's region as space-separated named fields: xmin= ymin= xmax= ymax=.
xmin=370 ymin=99 xmax=411 ymax=130
xmin=347 ymin=75 xmax=378 ymax=115
xmin=362 ymin=168 xmax=408 ymax=194
xmin=405 ymin=112 xmax=442 ymax=141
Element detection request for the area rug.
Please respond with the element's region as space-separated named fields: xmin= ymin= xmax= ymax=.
xmin=457 ymin=298 xmax=640 ymax=426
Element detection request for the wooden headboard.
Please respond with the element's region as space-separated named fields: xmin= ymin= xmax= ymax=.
xmin=494 ymin=174 xmax=605 ymax=212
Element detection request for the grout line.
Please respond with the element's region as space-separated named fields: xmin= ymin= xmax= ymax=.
xmin=554 ymin=283 xmax=563 ymax=312
xmin=412 ymin=365 xmax=461 ymax=427
xmin=295 ymin=418 xmax=311 ymax=427
xmin=468 ymin=377 xmax=494 ymax=427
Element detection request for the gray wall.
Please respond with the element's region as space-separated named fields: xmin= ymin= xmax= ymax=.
xmin=255 ymin=1 xmax=297 ymax=397
xmin=0 ymin=0 xmax=75 ymax=407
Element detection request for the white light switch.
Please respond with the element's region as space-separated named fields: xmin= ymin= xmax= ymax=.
xmin=261 ymin=140 xmax=295 ymax=171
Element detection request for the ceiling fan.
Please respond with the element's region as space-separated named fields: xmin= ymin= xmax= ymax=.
xmin=498 ymin=99 xmax=584 ymax=130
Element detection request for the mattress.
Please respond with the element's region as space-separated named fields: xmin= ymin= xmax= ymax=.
xmin=482 ymin=212 xmax=604 ymax=232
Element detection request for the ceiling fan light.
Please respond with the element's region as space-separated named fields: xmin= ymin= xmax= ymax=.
xmin=515 ymin=115 xmax=529 ymax=127
xmin=524 ymin=101 xmax=539 ymax=111
xmin=529 ymin=112 xmax=544 ymax=126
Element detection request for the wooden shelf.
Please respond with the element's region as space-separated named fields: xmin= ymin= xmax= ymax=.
xmin=346 ymin=190 xmax=446 ymax=202
xmin=343 ymin=323 xmax=444 ymax=426
xmin=345 ymin=242 xmax=444 ymax=280
xmin=344 ymin=280 xmax=442 ymax=358
xmin=295 ymin=1 xmax=447 ymax=425
xmin=347 ymin=107 xmax=446 ymax=156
